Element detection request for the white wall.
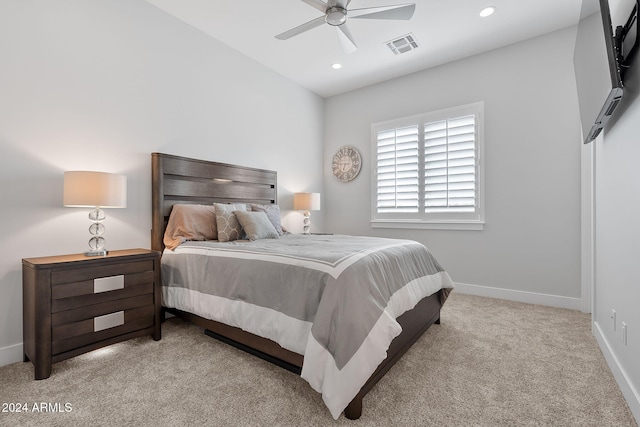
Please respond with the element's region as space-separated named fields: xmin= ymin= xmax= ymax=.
xmin=591 ymin=29 xmax=640 ymax=420
xmin=0 ymin=0 xmax=324 ymax=366
xmin=324 ymin=27 xmax=583 ymax=308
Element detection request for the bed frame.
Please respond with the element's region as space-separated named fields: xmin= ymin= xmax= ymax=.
xmin=151 ymin=152 xmax=445 ymax=420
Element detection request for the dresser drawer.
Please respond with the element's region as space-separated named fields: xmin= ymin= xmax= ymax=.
xmin=51 ymin=271 xmax=155 ymax=313
xmin=51 ymin=293 xmax=153 ymax=326
xmin=52 ymin=305 xmax=155 ymax=355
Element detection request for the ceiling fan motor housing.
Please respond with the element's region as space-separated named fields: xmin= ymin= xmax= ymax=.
xmin=326 ymin=7 xmax=347 ymax=26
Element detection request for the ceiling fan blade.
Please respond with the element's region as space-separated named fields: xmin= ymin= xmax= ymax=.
xmin=275 ymin=16 xmax=326 ymax=40
xmin=301 ymin=0 xmax=328 ymax=13
xmin=349 ymin=3 xmax=416 ymax=20
xmin=336 ymin=24 xmax=358 ymax=54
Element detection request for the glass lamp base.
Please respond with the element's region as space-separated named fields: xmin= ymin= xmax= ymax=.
xmin=84 ymin=249 xmax=108 ymax=257
xmin=302 ymin=211 xmax=311 ymax=235
xmin=86 ymin=232 xmax=107 ymax=257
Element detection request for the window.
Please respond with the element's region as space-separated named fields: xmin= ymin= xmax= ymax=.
xmin=371 ymin=102 xmax=484 ymax=230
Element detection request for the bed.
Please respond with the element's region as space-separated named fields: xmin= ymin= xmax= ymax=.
xmin=151 ymin=152 xmax=454 ymax=420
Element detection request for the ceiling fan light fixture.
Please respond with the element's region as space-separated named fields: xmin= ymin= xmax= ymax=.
xmin=479 ymin=6 xmax=496 ymax=18
xmin=331 ymin=63 xmax=343 ymax=70
xmin=326 ymin=7 xmax=347 ymax=26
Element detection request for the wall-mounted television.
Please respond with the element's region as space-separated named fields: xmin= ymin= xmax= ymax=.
xmin=617 ymin=0 xmax=639 ymax=72
xmin=574 ymin=0 xmax=624 ymax=144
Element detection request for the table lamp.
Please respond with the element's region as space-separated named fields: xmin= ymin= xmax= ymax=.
xmin=63 ymin=171 xmax=127 ymax=256
xmin=293 ymin=192 xmax=320 ymax=235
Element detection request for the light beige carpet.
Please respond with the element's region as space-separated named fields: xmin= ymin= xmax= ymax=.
xmin=0 ymin=293 xmax=636 ymax=426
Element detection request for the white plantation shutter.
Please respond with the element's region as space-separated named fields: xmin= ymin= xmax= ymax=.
xmin=371 ymin=102 xmax=484 ymax=229
xmin=376 ymin=126 xmax=419 ymax=213
xmin=424 ymin=115 xmax=476 ymax=213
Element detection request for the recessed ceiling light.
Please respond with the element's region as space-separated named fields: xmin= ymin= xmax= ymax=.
xmin=331 ymin=63 xmax=342 ymax=70
xmin=480 ymin=6 xmax=496 ymax=17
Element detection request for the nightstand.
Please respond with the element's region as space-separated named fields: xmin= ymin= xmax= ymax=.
xmin=22 ymin=248 xmax=161 ymax=380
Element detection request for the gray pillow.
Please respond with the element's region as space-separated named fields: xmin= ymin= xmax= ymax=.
xmin=234 ymin=210 xmax=279 ymax=241
xmin=250 ymin=204 xmax=284 ymax=235
xmin=214 ymin=203 xmax=247 ymax=242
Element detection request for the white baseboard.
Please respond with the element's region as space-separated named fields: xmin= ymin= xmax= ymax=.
xmin=453 ymin=282 xmax=582 ymax=310
xmin=593 ymin=321 xmax=640 ymax=424
xmin=0 ymin=342 xmax=23 ymax=368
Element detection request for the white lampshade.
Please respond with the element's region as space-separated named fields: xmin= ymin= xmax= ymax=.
xmin=293 ymin=192 xmax=321 ymax=211
xmin=64 ymin=171 xmax=127 ymax=208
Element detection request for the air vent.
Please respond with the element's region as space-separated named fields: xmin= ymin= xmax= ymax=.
xmin=385 ymin=33 xmax=419 ymax=55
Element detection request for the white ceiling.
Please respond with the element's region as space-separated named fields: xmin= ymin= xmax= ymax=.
xmin=145 ymin=0 xmax=583 ymax=98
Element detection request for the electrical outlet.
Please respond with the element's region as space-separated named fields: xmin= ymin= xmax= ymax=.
xmin=622 ymin=322 xmax=628 ymax=346
xmin=611 ymin=309 xmax=617 ymax=331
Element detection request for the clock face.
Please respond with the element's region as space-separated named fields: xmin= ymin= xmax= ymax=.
xmin=332 ymin=146 xmax=362 ymax=182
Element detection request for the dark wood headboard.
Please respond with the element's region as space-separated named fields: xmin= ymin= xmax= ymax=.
xmin=151 ymin=152 xmax=277 ymax=251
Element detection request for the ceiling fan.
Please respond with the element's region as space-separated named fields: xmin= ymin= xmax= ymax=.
xmin=275 ymin=0 xmax=416 ymax=54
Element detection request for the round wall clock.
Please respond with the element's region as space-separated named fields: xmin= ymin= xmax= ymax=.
xmin=332 ymin=146 xmax=362 ymax=183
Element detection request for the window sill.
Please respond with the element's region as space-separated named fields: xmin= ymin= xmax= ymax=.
xmin=370 ymin=220 xmax=484 ymax=231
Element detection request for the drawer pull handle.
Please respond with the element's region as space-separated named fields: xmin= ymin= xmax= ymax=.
xmin=94 ymin=275 xmax=124 ymax=293
xmin=94 ymin=311 xmax=124 ymax=332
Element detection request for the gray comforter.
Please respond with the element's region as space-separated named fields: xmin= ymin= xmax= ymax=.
xmin=161 ymin=234 xmax=454 ymax=418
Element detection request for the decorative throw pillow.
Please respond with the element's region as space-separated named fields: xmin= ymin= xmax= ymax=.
xmin=250 ymin=204 xmax=284 ymax=235
xmin=163 ymin=204 xmax=217 ymax=250
xmin=234 ymin=210 xmax=279 ymax=241
xmin=214 ymin=203 xmax=247 ymax=242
